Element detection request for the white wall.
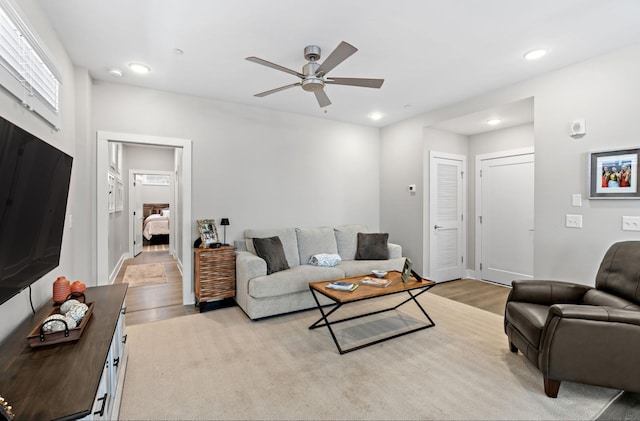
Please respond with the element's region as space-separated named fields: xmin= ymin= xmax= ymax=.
xmin=125 ymin=145 xmax=174 ymax=204
xmin=0 ymin=0 xmax=77 ymax=341
xmin=382 ymin=44 xmax=640 ymax=285
xmin=91 ymin=82 xmax=382 ymax=257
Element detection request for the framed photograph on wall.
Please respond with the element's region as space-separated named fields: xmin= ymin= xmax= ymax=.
xmin=116 ymin=179 xmax=124 ymax=211
xmin=197 ymin=219 xmax=220 ymax=247
xmin=108 ymin=172 xmax=116 ymax=213
xmin=589 ymin=148 xmax=639 ymax=199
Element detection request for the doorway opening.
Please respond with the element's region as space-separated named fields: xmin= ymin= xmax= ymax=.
xmin=425 ymin=97 xmax=534 ymax=283
xmin=96 ymin=131 xmax=194 ymax=306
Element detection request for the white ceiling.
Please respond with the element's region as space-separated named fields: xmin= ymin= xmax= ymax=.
xmin=35 ymin=0 xmax=640 ymax=129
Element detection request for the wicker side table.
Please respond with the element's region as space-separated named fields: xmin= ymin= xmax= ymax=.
xmin=194 ymin=246 xmax=236 ymax=312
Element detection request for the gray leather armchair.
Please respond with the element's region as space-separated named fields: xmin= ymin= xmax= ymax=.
xmin=504 ymin=241 xmax=640 ymax=397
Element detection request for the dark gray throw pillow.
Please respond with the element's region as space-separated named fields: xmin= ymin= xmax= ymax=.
xmin=355 ymin=233 xmax=389 ymax=260
xmin=253 ymin=236 xmax=290 ymax=275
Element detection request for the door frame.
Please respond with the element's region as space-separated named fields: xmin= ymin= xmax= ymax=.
xmin=426 ymin=150 xmax=467 ymax=281
xmin=128 ymin=169 xmax=175 ymax=258
xmin=96 ymin=131 xmax=194 ymax=305
xmin=474 ymin=147 xmax=534 ymax=279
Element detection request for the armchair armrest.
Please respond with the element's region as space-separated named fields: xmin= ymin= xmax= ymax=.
xmin=549 ymin=304 xmax=640 ymax=326
xmin=508 ymin=280 xmax=592 ymax=306
xmin=539 ymin=304 xmax=640 ymax=392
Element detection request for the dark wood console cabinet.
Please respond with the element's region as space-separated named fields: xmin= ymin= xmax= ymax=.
xmin=0 ymin=284 xmax=128 ymax=420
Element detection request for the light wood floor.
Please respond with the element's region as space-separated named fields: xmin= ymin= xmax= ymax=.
xmin=116 ymin=245 xmax=511 ymax=326
xmin=114 ymin=246 xmax=198 ymax=326
xmin=431 ymin=278 xmax=511 ymax=316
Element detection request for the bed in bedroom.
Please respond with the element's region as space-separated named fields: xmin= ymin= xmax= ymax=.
xmin=143 ymin=203 xmax=170 ymax=244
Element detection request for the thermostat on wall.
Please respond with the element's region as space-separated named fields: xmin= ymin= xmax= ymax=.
xmin=570 ymin=119 xmax=586 ymax=138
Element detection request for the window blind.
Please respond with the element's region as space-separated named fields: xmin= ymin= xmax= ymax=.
xmin=0 ymin=1 xmax=60 ymax=129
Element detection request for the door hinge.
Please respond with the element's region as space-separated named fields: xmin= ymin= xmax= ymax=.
xmin=480 ymin=263 xmax=483 ymax=270
xmin=479 ymin=215 xmax=482 ymax=223
xmin=461 ymin=256 xmax=464 ymax=263
xmin=479 ymin=170 xmax=482 ymax=177
xmin=460 ymin=171 xmax=464 ymax=179
xmin=461 ymin=214 xmax=464 ymax=222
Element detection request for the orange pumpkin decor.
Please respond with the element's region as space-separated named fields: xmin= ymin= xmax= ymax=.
xmin=52 ymin=276 xmax=71 ymax=304
xmin=70 ymin=281 xmax=86 ymax=294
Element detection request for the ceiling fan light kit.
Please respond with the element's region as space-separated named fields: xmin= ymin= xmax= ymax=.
xmin=246 ymin=41 xmax=384 ymax=108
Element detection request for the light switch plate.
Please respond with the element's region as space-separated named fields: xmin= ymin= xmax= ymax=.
xmin=566 ymin=214 xmax=583 ymax=228
xmin=571 ymin=194 xmax=582 ymax=207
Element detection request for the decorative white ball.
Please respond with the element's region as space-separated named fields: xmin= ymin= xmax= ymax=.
xmin=60 ymin=299 xmax=80 ymax=314
xmin=66 ymin=303 xmax=89 ymax=324
xmin=43 ymin=314 xmax=77 ymax=332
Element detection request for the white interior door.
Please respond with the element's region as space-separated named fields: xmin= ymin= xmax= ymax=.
xmin=133 ymin=174 xmax=143 ymax=256
xmin=429 ymin=152 xmax=465 ymax=282
xmin=478 ymin=152 xmax=534 ymax=285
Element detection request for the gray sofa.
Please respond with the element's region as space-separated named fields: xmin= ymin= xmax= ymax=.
xmin=235 ymin=225 xmax=405 ymax=319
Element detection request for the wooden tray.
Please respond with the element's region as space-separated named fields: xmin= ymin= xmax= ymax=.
xmin=26 ymin=302 xmax=94 ymax=348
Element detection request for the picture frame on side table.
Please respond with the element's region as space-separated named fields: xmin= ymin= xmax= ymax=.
xmin=588 ymin=148 xmax=639 ymax=199
xmin=197 ymin=219 xmax=220 ymax=247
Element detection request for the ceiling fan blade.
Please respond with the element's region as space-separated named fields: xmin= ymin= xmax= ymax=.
xmin=326 ymin=77 xmax=384 ymax=89
xmin=254 ymin=82 xmax=302 ymax=97
xmin=315 ymin=41 xmax=358 ymax=77
xmin=245 ymin=56 xmax=304 ymax=79
xmin=314 ymin=89 xmax=332 ymax=107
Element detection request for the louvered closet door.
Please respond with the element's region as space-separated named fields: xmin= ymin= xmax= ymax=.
xmin=429 ymin=152 xmax=465 ymax=281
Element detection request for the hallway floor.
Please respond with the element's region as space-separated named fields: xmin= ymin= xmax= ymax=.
xmin=114 ymin=246 xmax=197 ymax=326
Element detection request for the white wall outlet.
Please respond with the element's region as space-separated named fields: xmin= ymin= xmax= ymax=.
xmin=408 ymin=184 xmax=416 ymax=192
xmin=566 ymin=214 xmax=583 ymax=228
xmin=622 ymin=216 xmax=640 ymax=231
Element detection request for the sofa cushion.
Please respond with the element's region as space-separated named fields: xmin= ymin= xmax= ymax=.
xmin=338 ymin=257 xmax=406 ymax=277
xmin=334 ymin=224 xmax=368 ymax=261
xmin=355 ymin=233 xmax=389 ymax=260
xmin=296 ymin=227 xmax=338 ymax=265
xmin=248 ymin=265 xmax=345 ymax=299
xmin=253 ymin=236 xmax=290 ymax=275
xmin=245 ymin=227 xmax=300 ymax=267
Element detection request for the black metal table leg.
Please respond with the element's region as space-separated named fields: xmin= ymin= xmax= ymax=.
xmin=308 ymin=284 xmax=436 ymax=354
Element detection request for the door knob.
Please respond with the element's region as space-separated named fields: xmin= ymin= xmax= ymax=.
xmin=434 ymin=225 xmax=443 ymax=230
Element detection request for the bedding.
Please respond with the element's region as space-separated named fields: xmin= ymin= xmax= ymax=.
xmin=143 ymin=213 xmax=170 ymax=240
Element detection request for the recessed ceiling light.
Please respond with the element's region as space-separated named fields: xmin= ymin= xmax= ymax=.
xmin=172 ymin=48 xmax=184 ymax=56
xmin=368 ymin=112 xmax=383 ymax=121
xmin=108 ymin=68 xmax=123 ymax=77
xmin=128 ymin=63 xmax=151 ymax=74
xmin=487 ymin=119 xmax=502 ymax=126
xmin=523 ymin=49 xmax=547 ymax=60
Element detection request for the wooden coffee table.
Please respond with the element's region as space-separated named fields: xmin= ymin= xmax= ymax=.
xmin=308 ymin=271 xmax=436 ymax=354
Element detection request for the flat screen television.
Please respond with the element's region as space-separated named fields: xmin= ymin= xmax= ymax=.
xmin=0 ymin=115 xmax=73 ymax=306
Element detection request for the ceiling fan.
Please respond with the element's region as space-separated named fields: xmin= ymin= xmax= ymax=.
xmin=246 ymin=41 xmax=384 ymax=108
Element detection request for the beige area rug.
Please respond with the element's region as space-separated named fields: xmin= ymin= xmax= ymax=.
xmin=119 ymin=293 xmax=618 ymax=420
xmin=122 ymin=263 xmax=167 ymax=287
